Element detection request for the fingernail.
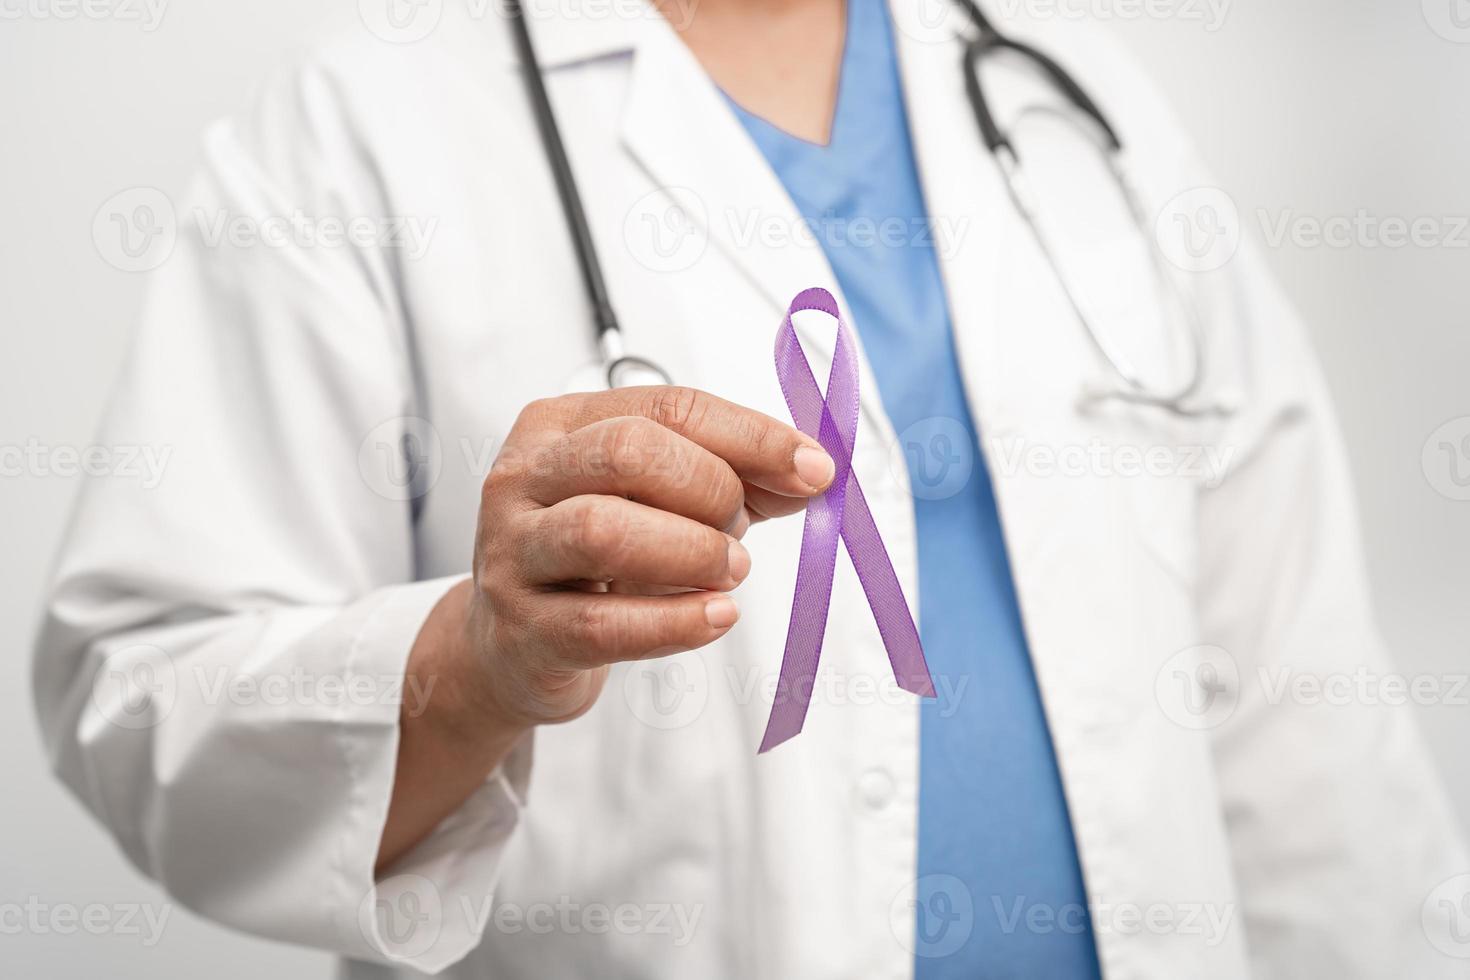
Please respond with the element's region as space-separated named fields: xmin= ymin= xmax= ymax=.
xmin=794 ymin=446 xmax=835 ymax=491
xmin=705 ymin=596 xmax=739 ymax=629
xmin=726 ymin=539 xmax=751 ymax=583
xmin=730 ymin=507 xmax=752 ymax=540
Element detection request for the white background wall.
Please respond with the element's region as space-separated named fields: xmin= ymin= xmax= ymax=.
xmin=2 ymin=1 xmax=1466 ymax=975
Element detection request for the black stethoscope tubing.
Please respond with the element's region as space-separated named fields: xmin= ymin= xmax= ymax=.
xmin=504 ymin=0 xmax=1219 ymax=413
xmin=953 ymin=0 xmax=1122 ymax=157
xmin=506 ymin=0 xmax=671 ymax=388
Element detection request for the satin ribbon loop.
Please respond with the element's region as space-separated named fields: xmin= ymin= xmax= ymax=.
xmin=760 ymin=287 xmax=936 ymax=754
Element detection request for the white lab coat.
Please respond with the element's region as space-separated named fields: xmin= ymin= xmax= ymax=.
xmin=33 ymin=1 xmax=1467 ymax=977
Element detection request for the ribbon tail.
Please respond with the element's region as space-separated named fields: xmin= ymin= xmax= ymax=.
xmin=759 ymin=482 xmax=845 ymax=753
xmin=840 ymin=474 xmax=937 ymax=699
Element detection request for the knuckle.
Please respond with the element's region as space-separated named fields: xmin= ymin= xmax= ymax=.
xmin=475 ymin=532 xmax=505 ymax=584
xmin=604 ymin=416 xmax=660 ymax=478
xmin=486 ymin=433 xmax=544 ymax=495
xmin=478 ymin=520 xmax=530 ymax=596
xmin=696 ymin=526 xmax=730 ymax=574
xmin=483 ymin=582 xmax=520 ymax=632
xmin=517 ymin=396 xmax=564 ymax=432
xmin=568 ymin=600 xmax=614 ymax=648
xmin=742 ymin=413 xmax=775 ymax=454
xmin=533 ymin=433 xmax=576 ymax=483
xmin=526 ymin=393 xmax=580 ymax=420
xmin=711 ymin=467 xmax=745 ymax=522
xmin=567 ymin=498 xmax=631 ymax=571
xmin=743 ymin=414 xmax=794 ymax=469
xmin=474 ymin=562 xmax=521 ymax=628
xmin=483 ymin=454 xmax=519 ymax=500
xmin=645 ymin=386 xmax=705 ymax=434
xmin=521 ymin=396 xmax=554 ymax=420
xmin=484 ymin=446 xmax=519 ymax=497
xmin=684 ymin=466 xmax=742 ymax=528
xmin=480 ymin=468 xmax=502 ymax=505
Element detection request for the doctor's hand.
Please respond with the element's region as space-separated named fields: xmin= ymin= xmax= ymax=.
xmin=377 ymin=386 xmax=833 ymax=871
xmin=461 ymin=385 xmax=835 ymax=725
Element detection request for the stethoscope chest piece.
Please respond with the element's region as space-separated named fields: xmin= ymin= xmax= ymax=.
xmin=606 ymin=355 xmax=674 ymax=390
xmin=561 ymin=351 xmax=675 ymax=395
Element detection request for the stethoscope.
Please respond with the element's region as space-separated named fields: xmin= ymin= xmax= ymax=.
xmin=506 ymin=0 xmax=1224 ymax=415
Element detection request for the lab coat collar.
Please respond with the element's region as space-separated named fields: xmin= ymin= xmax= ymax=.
xmin=887 ymin=0 xmax=1010 ymax=422
xmin=617 ymin=25 xmax=830 ymax=313
xmin=613 ymin=8 xmax=899 ymax=436
xmin=526 ymin=0 xmax=833 ymax=317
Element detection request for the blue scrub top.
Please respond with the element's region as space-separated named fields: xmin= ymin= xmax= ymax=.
xmin=727 ymin=0 xmax=1103 ymax=974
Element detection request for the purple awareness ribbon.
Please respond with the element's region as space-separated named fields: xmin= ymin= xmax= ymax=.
xmin=760 ymin=287 xmax=937 ymax=753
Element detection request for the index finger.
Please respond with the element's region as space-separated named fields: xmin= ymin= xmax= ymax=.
xmin=532 ymin=386 xmax=835 ymax=497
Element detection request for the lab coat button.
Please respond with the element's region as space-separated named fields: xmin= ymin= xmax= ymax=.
xmin=857 ymin=768 xmax=896 ymax=809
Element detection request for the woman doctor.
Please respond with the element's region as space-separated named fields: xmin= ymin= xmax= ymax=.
xmin=34 ymin=0 xmax=1466 ymax=976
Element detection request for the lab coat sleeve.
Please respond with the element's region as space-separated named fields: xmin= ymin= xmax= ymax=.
xmin=31 ymin=60 xmax=526 ymax=974
xmin=1196 ymin=242 xmax=1468 ymax=977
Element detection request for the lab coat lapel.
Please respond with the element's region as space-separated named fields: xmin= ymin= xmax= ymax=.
xmin=887 ymin=0 xmax=1019 ymax=427
xmin=616 ymin=20 xmax=899 ymax=437
xmin=619 ymin=25 xmax=823 ymax=314
xmin=888 ymin=0 xmax=1125 ymax=884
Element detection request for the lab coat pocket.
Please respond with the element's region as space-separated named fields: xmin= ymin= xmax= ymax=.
xmin=1091 ymin=408 xmax=1210 ymax=598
